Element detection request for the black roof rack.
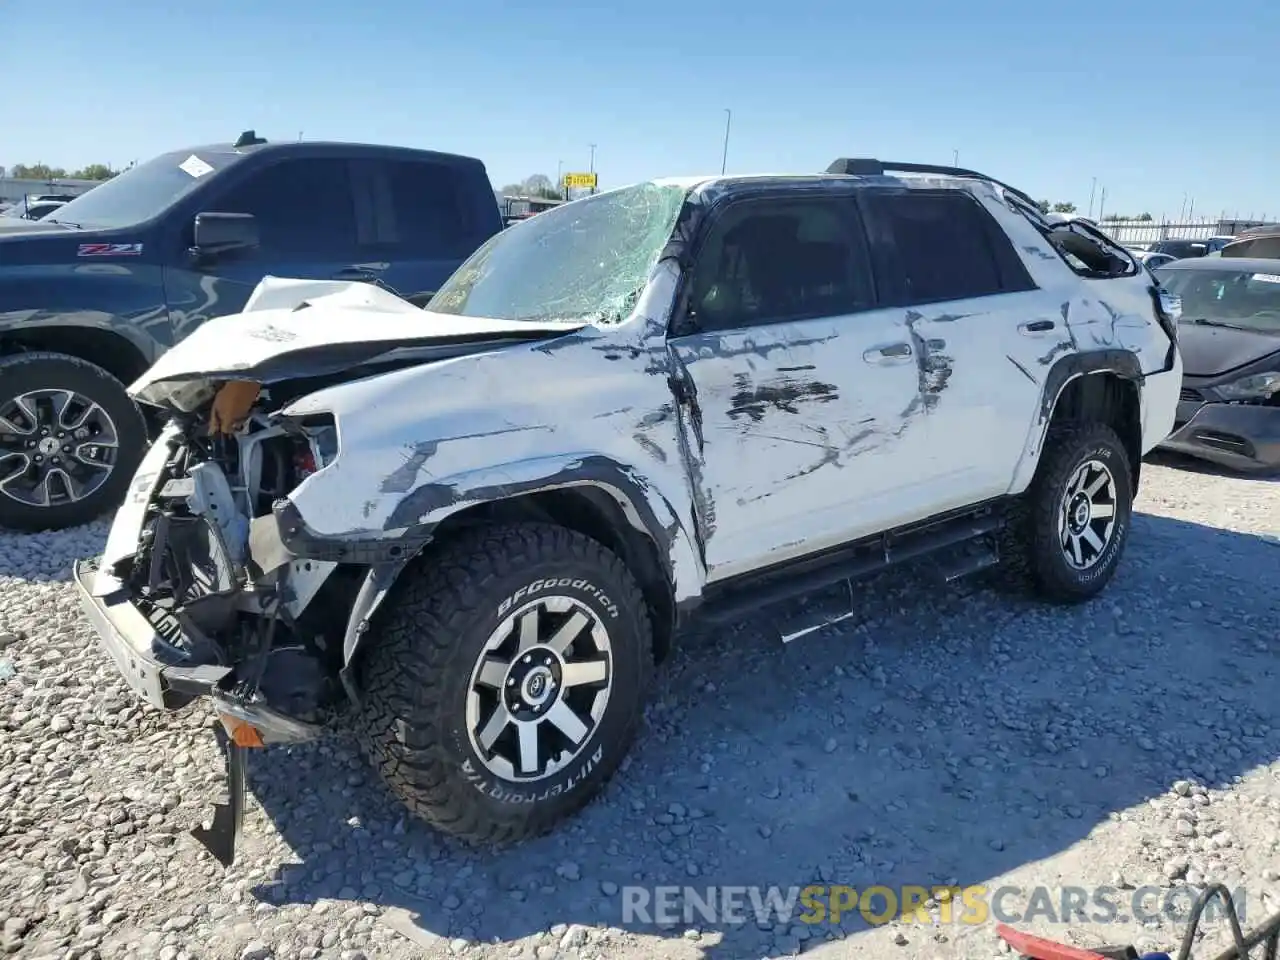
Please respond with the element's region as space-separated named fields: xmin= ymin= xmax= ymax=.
xmin=825 ymin=158 xmax=1037 ymax=209
xmin=234 ymin=129 xmax=268 ymax=148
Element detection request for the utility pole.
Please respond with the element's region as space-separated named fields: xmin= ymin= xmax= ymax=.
xmin=557 ymin=159 xmax=564 ymax=199
xmin=1087 ymin=178 xmax=1097 ymax=219
xmin=588 ymin=144 xmax=597 ymax=195
xmin=1097 ymin=186 xmax=1106 ymax=222
xmin=952 ymin=148 xmax=958 ymax=167
xmin=722 ymin=109 xmax=732 ymax=174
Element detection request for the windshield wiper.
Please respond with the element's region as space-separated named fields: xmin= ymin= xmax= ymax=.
xmin=44 ymin=218 xmax=83 ymax=229
xmin=1186 ymin=317 xmax=1252 ymax=331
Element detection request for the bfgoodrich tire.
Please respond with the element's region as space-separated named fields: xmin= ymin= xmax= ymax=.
xmin=0 ymin=352 xmax=147 ymax=532
xmin=356 ymin=522 xmax=655 ymax=845
xmin=999 ymin=422 xmax=1134 ymax=603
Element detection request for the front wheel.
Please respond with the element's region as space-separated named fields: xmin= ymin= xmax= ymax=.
xmin=356 ymin=522 xmax=655 ymax=844
xmin=0 ymin=352 xmax=147 ymax=532
xmin=999 ymin=421 xmax=1134 ymax=603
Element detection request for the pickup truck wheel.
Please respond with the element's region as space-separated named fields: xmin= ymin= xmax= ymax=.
xmin=0 ymin=352 xmax=147 ymax=532
xmin=356 ymin=522 xmax=654 ymax=845
xmin=999 ymin=422 xmax=1133 ymax=603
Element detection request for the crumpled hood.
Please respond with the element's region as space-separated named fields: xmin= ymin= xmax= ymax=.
xmin=130 ymin=276 xmax=585 ymax=410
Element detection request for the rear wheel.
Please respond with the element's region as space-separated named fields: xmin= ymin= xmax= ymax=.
xmin=998 ymin=421 xmax=1134 ymax=603
xmin=356 ymin=522 xmax=654 ymax=844
xmin=0 ymin=352 xmax=147 ymax=532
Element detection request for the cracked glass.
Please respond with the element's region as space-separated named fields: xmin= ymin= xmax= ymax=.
xmin=427 ymin=182 xmax=689 ymax=325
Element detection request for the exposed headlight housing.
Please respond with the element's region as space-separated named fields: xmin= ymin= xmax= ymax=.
xmin=289 ymin=414 xmax=339 ymax=481
xmin=1216 ymin=371 xmax=1280 ymax=401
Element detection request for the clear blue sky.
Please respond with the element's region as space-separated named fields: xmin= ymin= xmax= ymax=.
xmin=4 ymin=0 xmax=1277 ymax=221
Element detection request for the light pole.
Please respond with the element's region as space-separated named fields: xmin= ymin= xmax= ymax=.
xmin=557 ymin=159 xmax=564 ymax=199
xmin=588 ymin=144 xmax=597 ymax=194
xmin=952 ymin=148 xmax=959 ymax=167
xmin=1087 ymin=177 xmax=1097 ymax=219
xmin=721 ymin=109 xmax=732 ymax=174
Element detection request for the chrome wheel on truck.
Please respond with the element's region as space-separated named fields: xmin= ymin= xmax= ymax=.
xmin=0 ymin=352 xmax=146 ymax=532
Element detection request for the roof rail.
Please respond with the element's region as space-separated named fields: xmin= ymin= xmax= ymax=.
xmin=234 ymin=129 xmax=268 ymax=148
xmin=824 ymin=158 xmax=1037 ymax=209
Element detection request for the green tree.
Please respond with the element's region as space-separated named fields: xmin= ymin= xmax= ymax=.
xmin=1137 ymin=212 xmax=1153 ymax=222
xmin=10 ymin=163 xmax=68 ymax=180
xmin=1052 ymin=201 xmax=1077 ymax=213
xmin=72 ymin=164 xmax=116 ymax=181
xmin=1037 ymin=199 xmax=1051 ymax=214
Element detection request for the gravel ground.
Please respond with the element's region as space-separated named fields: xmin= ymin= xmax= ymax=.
xmin=1 ymin=452 xmax=1277 ymax=960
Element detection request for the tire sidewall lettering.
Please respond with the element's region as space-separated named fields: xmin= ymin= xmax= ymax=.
xmin=497 ymin=576 xmax=619 ymax=620
xmin=459 ymin=744 xmax=607 ymax=804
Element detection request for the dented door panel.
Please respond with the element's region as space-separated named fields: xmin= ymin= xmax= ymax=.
xmin=898 ymin=292 xmax=1048 ymax=510
xmin=668 ymin=310 xmax=934 ymax=582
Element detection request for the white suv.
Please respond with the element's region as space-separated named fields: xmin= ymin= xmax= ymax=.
xmin=74 ymin=158 xmax=1183 ymax=864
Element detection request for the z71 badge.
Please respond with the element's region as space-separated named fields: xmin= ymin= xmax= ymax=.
xmin=77 ymin=243 xmax=144 ymax=257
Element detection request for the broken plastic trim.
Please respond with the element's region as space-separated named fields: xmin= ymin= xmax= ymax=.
xmin=190 ymin=723 xmax=247 ymax=867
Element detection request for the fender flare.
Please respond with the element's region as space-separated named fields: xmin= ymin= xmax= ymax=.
xmin=271 ymin=454 xmax=702 ymax=686
xmin=1009 ymin=350 xmax=1145 ymax=494
xmin=1038 ymin=348 xmax=1143 ymax=425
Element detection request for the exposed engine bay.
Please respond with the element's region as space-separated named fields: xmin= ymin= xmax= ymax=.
xmin=111 ymin=382 xmax=351 ymax=733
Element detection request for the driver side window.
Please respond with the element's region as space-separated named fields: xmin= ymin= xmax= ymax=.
xmin=207 ymin=158 xmax=358 ymax=258
xmin=686 ymin=196 xmax=875 ymax=333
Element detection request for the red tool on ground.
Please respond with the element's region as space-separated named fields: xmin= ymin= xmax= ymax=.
xmin=995 ymin=885 xmax=1280 ymax=960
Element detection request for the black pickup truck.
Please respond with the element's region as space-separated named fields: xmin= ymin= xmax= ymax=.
xmin=0 ymin=131 xmax=504 ymax=532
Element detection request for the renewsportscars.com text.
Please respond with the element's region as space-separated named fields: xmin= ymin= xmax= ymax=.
xmin=619 ymin=884 xmax=1250 ymax=928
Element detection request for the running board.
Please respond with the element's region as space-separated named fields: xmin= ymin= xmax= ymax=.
xmin=699 ymin=507 xmax=1006 ymax=642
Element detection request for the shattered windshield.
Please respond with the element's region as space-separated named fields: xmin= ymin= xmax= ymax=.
xmin=427 ymin=182 xmax=689 ymax=324
xmin=1159 ymin=268 xmax=1280 ymax=332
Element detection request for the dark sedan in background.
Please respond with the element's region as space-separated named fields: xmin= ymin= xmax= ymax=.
xmin=1154 ymin=257 xmax=1280 ymax=473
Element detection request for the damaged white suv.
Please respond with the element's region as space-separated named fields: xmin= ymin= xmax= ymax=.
xmin=74 ymin=158 xmax=1183 ymax=864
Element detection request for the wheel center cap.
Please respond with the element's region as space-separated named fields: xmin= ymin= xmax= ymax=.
xmin=1074 ymin=501 xmax=1090 ymax=527
xmin=522 ymin=666 xmax=554 ymax=706
xmin=37 ymin=437 xmax=59 ymax=456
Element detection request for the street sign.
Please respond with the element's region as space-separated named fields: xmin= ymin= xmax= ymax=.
xmin=563 ymin=172 xmax=598 ymax=189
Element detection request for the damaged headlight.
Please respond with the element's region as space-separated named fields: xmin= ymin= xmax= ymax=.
xmin=290 ymin=415 xmax=339 ymax=481
xmin=1216 ymin=371 xmax=1280 ymax=401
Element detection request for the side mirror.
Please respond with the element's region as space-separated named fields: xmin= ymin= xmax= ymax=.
xmin=191 ymin=212 xmax=259 ymax=260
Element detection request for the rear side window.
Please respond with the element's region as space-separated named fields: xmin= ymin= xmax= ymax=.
xmin=376 ymin=159 xmax=475 ymax=258
xmin=210 ymin=158 xmax=357 ymax=257
xmin=858 ymin=189 xmax=1034 ymax=307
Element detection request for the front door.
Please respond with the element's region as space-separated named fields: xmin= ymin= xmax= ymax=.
xmin=162 ymin=156 xmax=365 ymax=342
xmin=667 ymin=191 xmax=935 ymax=582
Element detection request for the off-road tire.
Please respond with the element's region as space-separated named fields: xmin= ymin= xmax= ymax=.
xmin=356 ymin=522 xmax=655 ymax=845
xmin=997 ymin=421 xmax=1134 ymax=603
xmin=0 ymin=352 xmax=147 ymax=532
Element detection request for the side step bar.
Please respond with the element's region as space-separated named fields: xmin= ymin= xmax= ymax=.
xmin=698 ymin=505 xmax=1006 ymax=641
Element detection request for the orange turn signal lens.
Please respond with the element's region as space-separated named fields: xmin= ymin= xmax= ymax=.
xmin=218 ymin=714 xmax=265 ymax=748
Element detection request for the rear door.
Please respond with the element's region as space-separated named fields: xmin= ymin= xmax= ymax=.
xmin=162 ymin=156 xmax=362 ymax=341
xmin=856 ymin=187 xmax=1049 ymax=509
xmin=351 ymin=157 xmax=499 ymax=304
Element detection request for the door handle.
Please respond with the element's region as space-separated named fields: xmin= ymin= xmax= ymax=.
xmin=1019 ymin=319 xmax=1057 ymax=334
xmin=863 ymin=342 xmax=913 ymax=364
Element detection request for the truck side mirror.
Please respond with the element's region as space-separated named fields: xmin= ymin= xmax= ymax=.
xmin=191 ymin=212 xmax=259 ymax=260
